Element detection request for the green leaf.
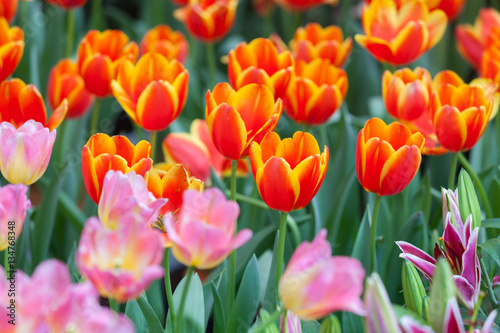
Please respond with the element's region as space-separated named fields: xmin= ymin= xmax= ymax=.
xmin=341 ymin=312 xmax=364 ymax=333
xmin=320 ymin=315 xmax=341 ymax=333
xmin=125 ymin=299 xmax=146 ymax=333
xmin=166 ymin=273 xmax=204 ymax=333
xmin=479 ymin=239 xmax=500 ymax=269
xmin=482 ymin=219 xmax=500 ymax=229
xmin=136 ymin=293 xmax=164 ymax=333
xmin=228 ymin=255 xmax=261 ymax=333
xmin=263 ymin=232 xmax=280 ymax=313
xmin=211 ymin=282 xmax=226 ymax=333
xmin=302 ymin=320 xmax=321 ymax=332
xmin=428 ymin=259 xmax=455 ymax=333
xmin=235 ymin=225 xmax=275 ymax=275
xmin=458 ymin=169 xmax=482 ymax=229
xmin=351 ymin=205 xmax=371 ymax=272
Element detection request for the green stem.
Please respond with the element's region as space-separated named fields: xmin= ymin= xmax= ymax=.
xmin=4 ymin=249 xmax=8 ymax=273
xmin=90 ymin=0 xmax=103 ymax=30
xmin=496 ymin=111 xmax=500 ymax=166
xmin=253 ymin=308 xmax=285 ymax=333
xmin=176 ymin=267 xmax=195 ymax=333
xmin=109 ymin=298 xmax=119 ymax=313
xmin=276 ymin=211 xmax=288 ymax=303
xmin=448 ymin=153 xmax=458 ymax=189
xmin=55 ymin=120 xmax=67 ymax=163
xmin=65 ymin=10 xmax=75 ymax=57
xmin=303 ymin=124 xmax=310 ymax=133
xmin=370 ymin=195 xmax=381 ymax=273
xmin=230 ymin=160 xmax=237 ymax=202
xmin=479 ymin=257 xmax=499 ymax=309
xmin=286 ymin=215 xmax=301 ymax=247
xmin=224 ymin=191 xmax=269 ymax=209
xmin=164 ymin=248 xmax=176 ymax=330
xmin=293 ymin=11 xmax=302 ymax=31
xmin=457 ymin=153 xmax=493 ymax=218
xmin=149 ymin=131 xmax=158 ymax=164
xmin=89 ymin=98 xmax=101 ymax=137
xmin=263 ymin=11 xmax=273 ymax=36
xmin=206 ymin=42 xmax=217 ymax=89
xmin=228 ymin=160 xmax=238 ymax=314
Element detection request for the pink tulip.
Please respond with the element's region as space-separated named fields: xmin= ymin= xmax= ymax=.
xmin=0 ymin=120 xmax=56 ymax=185
xmin=279 ymin=229 xmax=365 ymax=320
xmin=76 ymin=216 xmax=164 ymax=302
xmin=165 ymin=188 xmax=252 ymax=269
xmin=98 ymin=170 xmax=167 ymax=229
xmin=0 ymin=183 xmax=30 ymax=251
xmin=280 ymin=311 xmax=302 ymax=332
xmin=0 ymin=259 xmax=134 ymax=332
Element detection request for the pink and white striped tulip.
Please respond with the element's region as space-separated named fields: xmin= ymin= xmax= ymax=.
xmin=165 ymin=188 xmax=252 ymax=269
xmin=76 ymin=216 xmax=164 ymax=302
xmin=279 ymin=229 xmax=366 ymax=320
xmin=0 ymin=183 xmax=30 ymax=251
xmin=0 ymin=120 xmax=56 ymax=185
xmin=280 ymin=311 xmax=302 ymax=332
xmin=443 ymin=297 xmax=497 ymax=333
xmin=98 ymin=170 xmax=167 ymax=228
xmin=0 ymin=259 xmax=134 ymax=333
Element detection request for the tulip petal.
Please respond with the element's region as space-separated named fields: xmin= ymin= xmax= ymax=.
xmin=434 ymin=106 xmax=467 ymax=152
xmin=136 ymin=81 xmax=179 ymax=131
xmin=206 ymin=104 xmax=247 ymax=160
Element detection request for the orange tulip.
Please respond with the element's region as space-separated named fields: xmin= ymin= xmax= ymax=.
xmin=283 ymin=59 xmax=348 ymax=126
xmin=111 ymin=52 xmax=188 ymax=131
xmin=140 ymin=25 xmax=189 ymax=63
xmin=249 ymin=131 xmax=328 ymax=213
xmin=0 ymin=79 xmax=67 ymax=131
xmin=356 ymin=118 xmax=424 ymax=196
xmin=253 ymin=0 xmax=274 ymax=16
xmin=480 ymin=27 xmax=500 ymax=83
xmin=0 ymin=17 xmax=23 ymax=81
xmin=81 ymin=133 xmax=152 ymax=203
xmin=206 ymin=83 xmax=283 ymax=160
xmin=290 ymin=23 xmax=352 ymax=67
xmin=174 ymin=0 xmax=237 ymax=42
xmin=162 ymin=119 xmax=249 ymax=182
xmin=364 ymin=0 xmax=465 ymax=20
xmin=77 ymin=30 xmax=138 ymax=97
xmin=228 ymin=38 xmax=294 ymax=99
xmin=382 ymin=67 xmax=432 ymax=121
xmin=45 ymin=0 xmax=87 ymax=10
xmin=355 ymin=0 xmax=447 ymax=65
xmin=47 ymin=59 xmax=94 ymax=119
xmin=274 ymin=0 xmax=337 ymax=11
xmin=0 ymin=0 xmax=16 ymax=23
xmin=456 ymin=8 xmax=500 ymax=69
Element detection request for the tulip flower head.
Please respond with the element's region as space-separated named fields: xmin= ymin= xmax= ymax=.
xmin=77 ymin=30 xmax=139 ymax=97
xmin=165 ymin=188 xmax=252 ymax=269
xmin=205 ymin=83 xmax=283 ymax=160
xmin=228 ymin=38 xmax=294 ymax=99
xmin=140 ymin=24 xmax=189 ymax=63
xmin=279 ymin=229 xmax=366 ymax=320
xmin=174 ymin=0 xmax=238 ymax=42
xmin=0 ymin=17 xmax=22 ymax=81
xmin=45 ymin=0 xmax=88 ymax=10
xmin=290 ymin=23 xmax=352 ymax=67
xmin=47 ymin=58 xmax=95 ymax=119
xmin=111 ymin=52 xmax=189 ymax=131
xmin=0 ymin=120 xmax=56 ymax=185
xmin=274 ymin=0 xmax=337 ymax=12
xmin=0 ymin=0 xmax=17 ymax=23
xmin=81 ymin=133 xmax=152 ymax=203
xmin=250 ymin=131 xmax=329 ymax=212
xmin=355 ymin=0 xmax=447 ymax=65
xmin=0 ymin=183 xmax=30 ymax=251
xmin=284 ymin=59 xmax=348 ymax=126
xmin=77 ymin=216 xmax=164 ymax=303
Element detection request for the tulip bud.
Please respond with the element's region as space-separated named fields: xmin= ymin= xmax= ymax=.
xmin=364 ymin=273 xmax=401 ymax=333
xmin=319 ymin=315 xmax=341 ymax=333
xmin=422 ymin=296 xmax=430 ymax=322
xmin=401 ymin=260 xmax=427 ymax=317
xmin=428 ymin=259 xmax=456 ymax=333
xmin=457 ymin=169 xmax=481 ymax=229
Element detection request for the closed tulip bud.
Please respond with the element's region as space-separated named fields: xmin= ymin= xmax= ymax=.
xmin=47 ymin=58 xmax=94 ymax=119
xmin=0 ymin=184 xmax=30 ymax=251
xmin=355 ymin=0 xmax=447 ymax=65
xmin=319 ymin=315 xmax=341 ymax=333
xmin=428 ymin=259 xmax=456 ymax=333
xmin=45 ymin=0 xmax=87 ymax=9
xmin=0 ymin=0 xmax=17 ymax=23
xmin=0 ymin=120 xmax=56 ymax=185
xmin=457 ymin=170 xmax=481 ymax=230
xmin=401 ymin=260 xmax=427 ymax=317
xmin=77 ymin=30 xmax=138 ymax=97
xmin=364 ymin=273 xmax=401 ymax=333
xmin=140 ymin=25 xmax=188 ymax=63
xmin=290 ymin=23 xmax=352 ymax=67
xmin=81 ymin=133 xmax=152 ymax=203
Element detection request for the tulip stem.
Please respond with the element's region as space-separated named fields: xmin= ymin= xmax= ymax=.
xmin=150 ymin=131 xmax=158 ymax=163
xmin=448 ymin=153 xmax=458 ymax=189
xmin=479 ymin=257 xmax=499 ymax=309
xmin=370 ymin=195 xmax=381 ymax=273
xmin=457 ymin=153 xmax=494 ymax=219
xmin=230 ymin=160 xmax=237 ymax=201
xmin=65 ymin=9 xmax=75 ymax=57
xmin=254 ymin=308 xmax=285 ymax=333
xmin=89 ymin=98 xmax=101 ymax=137
xmin=228 ymin=160 xmax=238 ymax=314
xmin=206 ymin=42 xmax=217 ymax=89
xmin=276 ymin=211 xmax=288 ymax=304
xmin=109 ymin=298 xmax=119 ymax=313
xmin=176 ymin=266 xmax=195 ymax=333
xmin=3 ymin=249 xmax=8 ymax=272
xmin=164 ymin=248 xmax=176 ymax=330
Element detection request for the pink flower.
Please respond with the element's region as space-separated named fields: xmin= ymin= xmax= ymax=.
xmin=0 ymin=120 xmax=56 ymax=185
xmin=280 ymin=311 xmax=302 ymax=332
xmin=76 ymin=216 xmax=164 ymax=302
xmin=443 ymin=298 xmax=497 ymax=333
xmin=165 ymin=188 xmax=252 ymax=269
xmin=98 ymin=170 xmax=167 ymax=229
xmin=0 ymin=183 xmax=30 ymax=251
xmin=0 ymin=259 xmax=134 ymax=332
xmin=279 ymin=229 xmax=365 ymax=320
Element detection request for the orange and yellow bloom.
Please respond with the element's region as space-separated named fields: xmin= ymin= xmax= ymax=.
xmin=174 ymin=0 xmax=237 ymax=42
xmin=290 ymin=23 xmax=352 ymax=67
xmin=111 ymin=52 xmax=188 ymax=131
xmin=0 ymin=17 xmax=23 ymax=81
xmin=47 ymin=59 xmax=94 ymax=119
xmin=356 ymin=118 xmax=424 ymax=196
xmin=140 ymin=25 xmax=189 ymax=63
xmin=81 ymin=133 xmax=152 ymax=203
xmin=355 ymin=0 xmax=447 ymax=65
xmin=77 ymin=30 xmax=138 ymax=97
xmin=228 ymin=38 xmax=294 ymax=99
xmin=249 ymin=131 xmax=329 ymax=213
xmin=0 ymin=0 xmax=17 ymax=23
xmin=206 ymin=83 xmax=282 ymax=160
xmin=284 ymin=59 xmax=348 ymax=126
